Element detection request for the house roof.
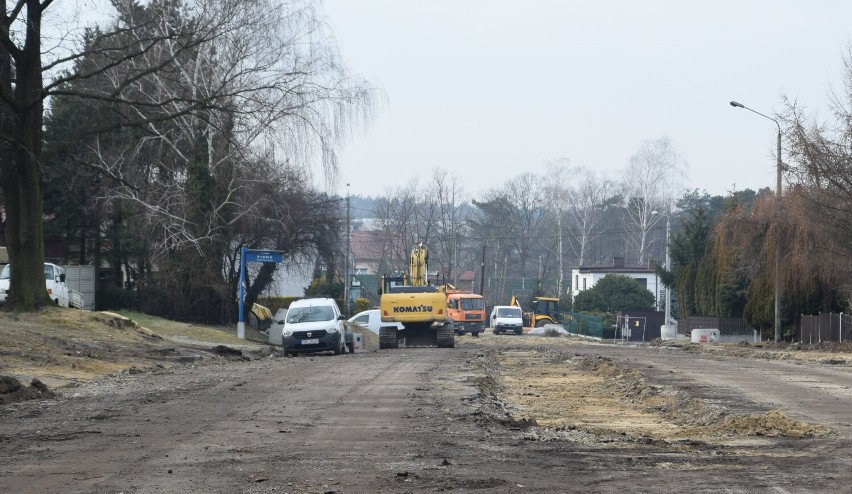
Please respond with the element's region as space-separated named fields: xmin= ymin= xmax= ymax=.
xmin=458 ymin=270 xmax=476 ymax=281
xmin=350 ymin=231 xmax=385 ymax=261
xmin=575 ymin=266 xmax=656 ymax=274
xmin=573 ymin=256 xmax=658 ymax=274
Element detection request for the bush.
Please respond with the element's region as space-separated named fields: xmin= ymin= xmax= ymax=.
xmin=96 ymin=286 xmax=137 ymax=311
xmin=353 ymin=297 xmax=371 ymax=313
xmin=573 ymin=274 xmax=655 ymax=313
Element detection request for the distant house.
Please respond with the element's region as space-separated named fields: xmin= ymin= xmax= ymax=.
xmin=456 ymin=270 xmax=477 ymax=293
xmin=349 ymin=230 xmax=388 ymax=304
xmin=350 ymin=230 xmax=384 ymax=276
xmin=570 ymin=256 xmax=664 ymax=309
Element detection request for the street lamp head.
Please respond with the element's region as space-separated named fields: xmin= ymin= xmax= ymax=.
xmin=730 ymin=101 xmax=744 ymax=108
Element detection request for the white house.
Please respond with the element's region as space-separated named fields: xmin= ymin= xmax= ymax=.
xmin=570 ymin=257 xmax=664 ymax=309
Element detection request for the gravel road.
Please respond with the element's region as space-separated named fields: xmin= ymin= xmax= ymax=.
xmin=2 ymin=339 xmax=852 ymax=493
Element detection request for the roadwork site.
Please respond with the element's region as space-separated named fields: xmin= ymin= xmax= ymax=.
xmin=2 ymin=310 xmax=852 ymax=493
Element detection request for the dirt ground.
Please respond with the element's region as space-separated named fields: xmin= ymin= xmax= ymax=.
xmin=2 ymin=310 xmax=852 ymax=492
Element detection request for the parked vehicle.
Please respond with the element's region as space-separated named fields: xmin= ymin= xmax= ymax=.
xmin=490 ymin=305 xmax=524 ymax=335
xmin=510 ymin=295 xmax=561 ymax=327
xmin=0 ymin=263 xmax=69 ymax=307
xmin=280 ymin=298 xmax=347 ymax=356
xmin=378 ymin=242 xmax=453 ymax=349
xmin=348 ymin=309 xmax=403 ymax=335
xmin=446 ymin=291 xmax=486 ymax=337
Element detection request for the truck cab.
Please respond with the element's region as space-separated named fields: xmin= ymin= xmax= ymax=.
xmin=446 ymin=292 xmax=486 ymax=337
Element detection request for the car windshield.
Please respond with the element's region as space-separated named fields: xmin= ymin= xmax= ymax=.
xmin=497 ymin=307 xmax=522 ymax=318
xmin=0 ymin=264 xmax=8 ymax=280
xmin=286 ymin=306 xmax=334 ymax=324
xmin=459 ymin=298 xmax=485 ymax=310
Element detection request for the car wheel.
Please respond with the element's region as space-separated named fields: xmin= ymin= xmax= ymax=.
xmin=471 ymin=332 xmax=479 ymax=338
xmin=516 ymin=328 xmax=523 ymax=335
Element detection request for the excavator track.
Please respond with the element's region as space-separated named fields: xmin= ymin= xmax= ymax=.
xmin=436 ymin=323 xmax=455 ymax=348
xmin=379 ymin=326 xmax=399 ymax=349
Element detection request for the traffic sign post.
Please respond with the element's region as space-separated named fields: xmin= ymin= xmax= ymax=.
xmin=237 ymin=247 xmax=285 ymax=339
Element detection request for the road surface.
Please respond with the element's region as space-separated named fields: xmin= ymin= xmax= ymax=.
xmin=2 ymin=339 xmax=851 ymax=493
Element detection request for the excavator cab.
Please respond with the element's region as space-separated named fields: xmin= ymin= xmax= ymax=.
xmin=379 ymin=274 xmax=408 ymax=295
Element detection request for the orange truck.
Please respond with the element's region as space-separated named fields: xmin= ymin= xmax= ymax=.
xmin=446 ymin=291 xmax=487 ymax=337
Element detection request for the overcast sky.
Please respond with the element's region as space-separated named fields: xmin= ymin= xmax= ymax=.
xmin=321 ymin=0 xmax=852 ymax=199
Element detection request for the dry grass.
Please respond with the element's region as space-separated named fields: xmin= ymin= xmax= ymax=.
xmin=0 ymin=307 xmax=265 ymax=389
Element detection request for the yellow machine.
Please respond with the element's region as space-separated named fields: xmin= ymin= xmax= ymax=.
xmin=245 ymin=303 xmax=274 ymax=332
xmin=510 ymin=295 xmax=561 ymax=328
xmin=378 ymin=243 xmax=454 ymax=349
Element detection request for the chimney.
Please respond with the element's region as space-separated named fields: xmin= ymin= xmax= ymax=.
xmin=613 ymin=256 xmax=625 ymax=268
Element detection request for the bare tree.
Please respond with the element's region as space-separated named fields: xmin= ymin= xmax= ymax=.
xmin=621 ymin=136 xmax=685 ymax=264
xmin=470 ymin=191 xmax=517 ymax=303
xmin=566 ymin=167 xmax=612 ymax=269
xmin=0 ymin=0 xmax=377 ymax=311
xmin=82 ymin=0 xmax=376 ymax=256
xmin=542 ymin=159 xmax=572 ymax=298
xmin=431 ymin=168 xmax=466 ymax=285
xmin=501 ymin=172 xmax=548 ymax=292
xmin=373 ymin=179 xmax=439 ymax=277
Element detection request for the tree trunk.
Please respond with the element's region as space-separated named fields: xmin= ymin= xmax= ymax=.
xmin=0 ymin=0 xmax=49 ymax=311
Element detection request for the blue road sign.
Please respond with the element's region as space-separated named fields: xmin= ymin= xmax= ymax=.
xmin=245 ymin=250 xmax=284 ymax=263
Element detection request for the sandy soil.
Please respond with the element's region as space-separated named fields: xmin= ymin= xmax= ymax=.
xmin=2 ymin=313 xmax=852 ymax=492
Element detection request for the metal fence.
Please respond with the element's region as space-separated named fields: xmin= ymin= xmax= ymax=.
xmin=798 ymin=313 xmax=852 ymax=343
xmin=561 ymin=312 xmax=604 ymax=339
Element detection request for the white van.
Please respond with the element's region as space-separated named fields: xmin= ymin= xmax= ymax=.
xmin=0 ymin=262 xmax=69 ymax=307
xmin=280 ymin=298 xmax=347 ymax=356
xmin=490 ymin=305 xmax=524 ymax=335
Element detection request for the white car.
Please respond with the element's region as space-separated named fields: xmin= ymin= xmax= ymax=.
xmin=348 ymin=309 xmax=404 ymax=335
xmin=0 ymin=263 xmax=69 ymax=307
xmin=280 ymin=298 xmax=347 ymax=356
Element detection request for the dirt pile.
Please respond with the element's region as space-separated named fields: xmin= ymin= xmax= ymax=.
xmin=0 ymin=375 xmax=54 ymax=405
xmin=469 ymin=346 xmax=826 ymax=444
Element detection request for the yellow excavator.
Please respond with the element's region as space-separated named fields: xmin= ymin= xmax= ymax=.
xmin=378 ymin=242 xmax=454 ymax=349
xmin=510 ymin=294 xmax=561 ymax=328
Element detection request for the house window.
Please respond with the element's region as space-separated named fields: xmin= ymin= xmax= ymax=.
xmin=582 ymin=278 xmax=586 ymax=290
xmin=575 ymin=274 xmax=579 ymax=291
xmin=634 ymin=278 xmax=647 ymax=289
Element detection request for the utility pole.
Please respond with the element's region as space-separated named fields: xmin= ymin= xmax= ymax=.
xmin=344 ymin=183 xmax=351 ymax=316
xmin=479 ymin=245 xmax=486 ymax=296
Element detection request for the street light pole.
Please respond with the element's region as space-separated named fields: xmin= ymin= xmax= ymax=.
xmin=730 ymin=100 xmax=783 ymax=343
xmin=652 ymin=209 xmax=673 ymax=327
xmin=664 ymin=213 xmax=671 ymax=326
